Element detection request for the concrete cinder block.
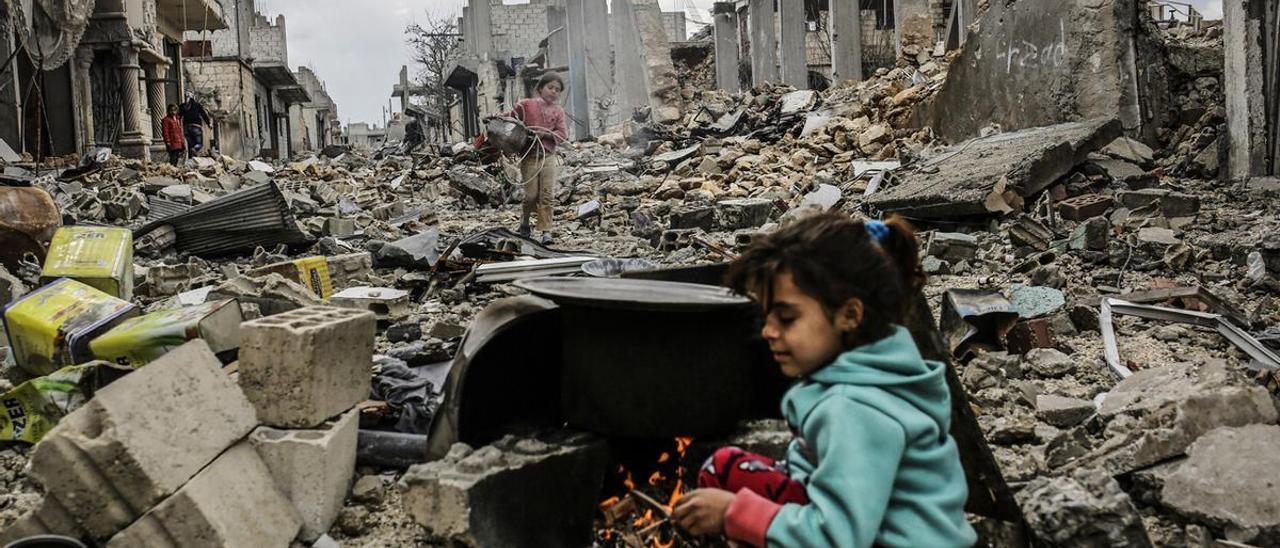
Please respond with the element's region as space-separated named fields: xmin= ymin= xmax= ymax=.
xmin=403 ymin=433 xmax=608 ymax=548
xmin=107 ymin=442 xmax=302 ymax=547
xmin=249 ymin=410 xmax=359 ymax=541
xmin=239 ymin=306 xmax=376 ymax=427
xmin=29 ymin=340 xmax=257 ymax=540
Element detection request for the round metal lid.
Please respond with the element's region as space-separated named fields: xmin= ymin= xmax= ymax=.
xmin=513 ymin=277 xmax=751 ymax=311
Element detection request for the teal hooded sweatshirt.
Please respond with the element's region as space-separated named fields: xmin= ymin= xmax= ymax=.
xmin=723 ymin=326 xmax=977 ymax=547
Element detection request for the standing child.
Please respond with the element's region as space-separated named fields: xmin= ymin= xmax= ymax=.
xmin=672 ymin=212 xmax=977 ymax=548
xmin=503 ymin=72 xmax=568 ymax=244
xmin=161 ymin=104 xmax=185 ymax=166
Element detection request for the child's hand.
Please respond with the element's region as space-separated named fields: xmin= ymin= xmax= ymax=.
xmin=672 ymin=488 xmax=736 ymax=536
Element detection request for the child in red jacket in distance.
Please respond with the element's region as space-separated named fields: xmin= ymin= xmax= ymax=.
xmin=161 ymin=104 xmax=185 ymax=166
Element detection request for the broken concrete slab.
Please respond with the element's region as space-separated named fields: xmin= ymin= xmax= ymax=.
xmin=927 ymin=0 xmax=1170 ymax=144
xmin=716 ymin=199 xmax=773 ymax=230
xmin=250 ymin=410 xmax=358 ymax=542
xmin=239 ymin=306 xmax=376 ymax=428
xmin=330 ymin=286 xmax=412 ymax=320
xmin=927 ymin=232 xmax=979 ymax=262
xmin=1102 ymin=137 xmax=1156 ymax=165
xmin=1161 ymin=425 xmax=1280 ymax=546
xmin=1118 ymin=189 xmax=1201 ymax=217
xmin=403 ymin=433 xmax=608 ymax=547
xmin=1080 ymin=360 xmax=1278 ymax=474
xmin=1017 ymin=467 xmax=1153 ymax=548
xmin=1036 ymin=394 xmax=1096 ymax=427
xmin=376 ymin=229 xmax=440 ymax=269
xmin=106 ymin=442 xmax=301 ymax=547
xmin=29 ymin=340 xmax=257 ymax=540
xmin=866 ymin=119 xmax=1123 ymax=219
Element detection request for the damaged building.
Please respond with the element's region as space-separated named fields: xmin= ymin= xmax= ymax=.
xmin=3 ymin=0 xmax=1280 ymax=547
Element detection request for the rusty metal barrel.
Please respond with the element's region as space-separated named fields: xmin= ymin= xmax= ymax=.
xmin=0 ymin=187 xmax=62 ymax=271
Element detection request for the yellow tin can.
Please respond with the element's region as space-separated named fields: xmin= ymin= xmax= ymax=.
xmin=247 ymin=256 xmax=334 ymax=299
xmin=40 ymin=226 xmax=135 ymax=300
xmin=2 ymin=278 xmax=138 ymax=377
xmin=90 ymin=299 xmax=243 ymax=368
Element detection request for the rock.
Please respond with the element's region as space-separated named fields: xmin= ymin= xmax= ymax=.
xmin=926 ymin=232 xmax=978 ymax=262
xmin=668 ymin=205 xmax=717 ymax=230
xmin=1079 ymin=360 xmax=1278 ymax=474
xmin=922 ymin=256 xmax=950 ymax=275
xmin=1009 ymin=285 xmax=1066 ymax=319
xmin=858 ymin=124 xmax=893 ymax=148
xmin=350 ymin=475 xmax=385 ymax=504
xmin=987 ymin=413 xmax=1038 ymax=445
xmin=1091 ymin=158 xmax=1147 ymax=181
xmin=1160 ymin=425 xmax=1280 ymax=546
xmin=1018 ymin=468 xmax=1153 ymax=548
xmin=335 ymin=505 xmax=371 ymax=536
xmin=386 ymin=322 xmax=423 ymax=343
xmin=1036 ymin=395 xmax=1096 ymax=427
xmin=376 ymin=230 xmax=440 ymax=269
xmin=1137 ymin=227 xmax=1180 ymax=246
xmin=1101 ymin=137 xmax=1155 ymax=165
xmin=1117 ymin=189 xmax=1201 ymax=217
xmin=1024 ymin=348 xmax=1075 ymax=378
xmin=1069 ymin=217 xmax=1110 ymax=251
xmin=716 ymin=199 xmax=773 ymax=230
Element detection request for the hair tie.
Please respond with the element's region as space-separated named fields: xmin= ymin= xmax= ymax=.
xmin=865 ymin=220 xmax=890 ymax=244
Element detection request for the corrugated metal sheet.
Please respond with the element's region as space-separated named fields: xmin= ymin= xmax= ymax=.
xmin=135 ymin=182 xmax=311 ymax=257
xmin=147 ymin=196 xmax=191 ymax=222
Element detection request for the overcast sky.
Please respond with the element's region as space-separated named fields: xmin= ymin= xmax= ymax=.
xmin=255 ymin=0 xmax=1220 ymax=128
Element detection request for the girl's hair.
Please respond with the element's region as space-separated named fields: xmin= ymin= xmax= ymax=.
xmin=725 ymin=212 xmax=925 ymax=349
xmin=167 ymin=104 xmax=178 ymax=111
xmin=536 ymin=72 xmax=565 ymax=92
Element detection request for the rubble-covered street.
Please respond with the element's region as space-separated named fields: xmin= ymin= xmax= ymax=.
xmin=2 ymin=0 xmax=1280 ymax=546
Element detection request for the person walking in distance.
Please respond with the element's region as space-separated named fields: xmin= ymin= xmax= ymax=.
xmin=502 ymin=72 xmax=568 ymax=244
xmin=161 ymin=104 xmax=186 ymax=166
xmin=180 ymin=92 xmax=212 ymax=157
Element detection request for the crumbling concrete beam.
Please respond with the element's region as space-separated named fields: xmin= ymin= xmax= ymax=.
xmin=1223 ymin=0 xmax=1279 ymax=179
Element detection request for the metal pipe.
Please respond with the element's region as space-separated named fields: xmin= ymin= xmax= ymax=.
xmin=356 ymin=429 xmax=431 ymax=468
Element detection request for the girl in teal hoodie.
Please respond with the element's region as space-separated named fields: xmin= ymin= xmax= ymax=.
xmin=672 ymin=213 xmax=977 ymax=548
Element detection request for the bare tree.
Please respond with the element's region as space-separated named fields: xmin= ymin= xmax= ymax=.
xmin=405 ymin=11 xmax=461 ymax=130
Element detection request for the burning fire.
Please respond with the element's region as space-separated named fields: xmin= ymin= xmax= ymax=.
xmin=597 ymin=437 xmax=695 ymax=547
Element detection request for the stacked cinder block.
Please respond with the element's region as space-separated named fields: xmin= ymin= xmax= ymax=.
xmin=14 ymin=340 xmax=302 ymax=544
xmin=239 ymin=306 xmax=375 ymax=540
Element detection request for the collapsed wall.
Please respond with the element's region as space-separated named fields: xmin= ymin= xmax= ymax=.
xmin=925 ymin=0 xmax=1173 ymax=144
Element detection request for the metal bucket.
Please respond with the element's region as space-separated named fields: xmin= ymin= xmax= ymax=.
xmin=485 ymin=116 xmax=530 ymax=155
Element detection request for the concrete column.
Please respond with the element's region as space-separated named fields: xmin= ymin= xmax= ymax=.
xmin=116 ymin=44 xmax=150 ymax=161
xmin=565 ymin=0 xmax=591 ymax=139
xmin=712 ymin=5 xmax=740 ymax=93
xmin=547 ymin=5 xmax=569 ymax=69
xmin=779 ymin=0 xmax=807 ymax=88
xmin=895 ymin=0 xmax=934 ymax=56
xmin=1224 ymin=0 xmax=1277 ymax=178
xmin=73 ymin=47 xmax=96 ymax=151
xmin=398 ymin=66 xmax=410 ymax=112
xmin=634 ymin=0 xmax=682 ymax=123
xmin=461 ymin=7 xmax=473 ymax=56
xmin=469 ymin=0 xmax=494 ymax=57
xmin=583 ymin=0 xmax=613 ymax=131
xmin=145 ymin=63 xmax=168 ymax=147
xmin=613 ymin=0 xmax=651 ymax=119
xmin=748 ymin=0 xmax=778 ymax=86
xmin=830 ymin=0 xmax=863 ymax=84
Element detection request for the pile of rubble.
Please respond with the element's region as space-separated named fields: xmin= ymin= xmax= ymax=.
xmin=2 ymin=13 xmax=1279 ymax=548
